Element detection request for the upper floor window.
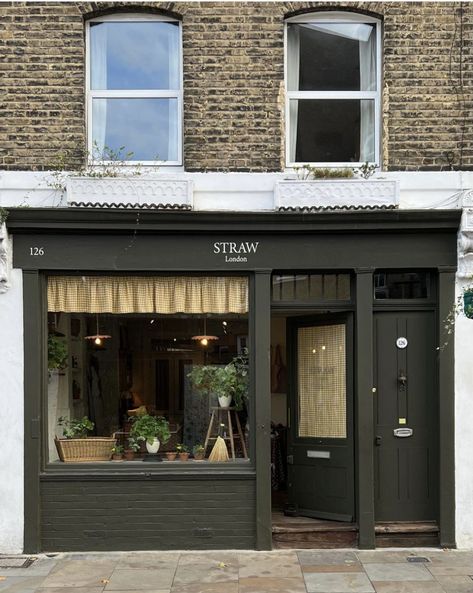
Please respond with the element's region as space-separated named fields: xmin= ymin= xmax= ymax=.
xmin=285 ymin=12 xmax=381 ymax=167
xmin=86 ymin=14 xmax=182 ymax=165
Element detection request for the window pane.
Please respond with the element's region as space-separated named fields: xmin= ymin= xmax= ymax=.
xmin=92 ymin=98 xmax=179 ymax=161
xmin=298 ymin=324 xmax=346 ymax=439
xmin=272 ymin=274 xmax=351 ymax=301
xmin=374 ymin=271 xmax=430 ymax=299
xmin=289 ymin=99 xmax=374 ymax=163
xmin=287 ymin=22 xmax=376 ymax=91
xmin=47 ymin=277 xmax=250 ymax=464
xmin=90 ymin=21 xmax=180 ymax=90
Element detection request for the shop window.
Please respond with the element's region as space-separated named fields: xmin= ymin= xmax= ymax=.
xmin=86 ymin=14 xmax=182 ymax=164
xmin=374 ymin=271 xmax=430 ymax=299
xmin=47 ymin=276 xmax=250 ymax=464
xmin=285 ymin=12 xmax=381 ymax=166
xmin=272 ymin=273 xmax=351 ymax=302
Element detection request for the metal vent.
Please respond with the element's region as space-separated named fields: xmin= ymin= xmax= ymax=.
xmin=407 ymin=556 xmax=430 ymax=563
xmin=0 ymin=557 xmax=36 ymax=568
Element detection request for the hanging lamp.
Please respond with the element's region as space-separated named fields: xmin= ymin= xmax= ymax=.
xmin=84 ymin=314 xmax=111 ymax=346
xmin=191 ymin=316 xmax=218 ymax=347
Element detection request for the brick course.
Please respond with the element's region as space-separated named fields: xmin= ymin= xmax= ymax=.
xmin=0 ymin=1 xmax=472 ymax=171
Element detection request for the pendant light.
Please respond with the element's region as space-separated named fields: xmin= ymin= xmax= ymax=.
xmin=85 ymin=314 xmax=111 ymax=346
xmin=191 ymin=316 xmax=218 ymax=347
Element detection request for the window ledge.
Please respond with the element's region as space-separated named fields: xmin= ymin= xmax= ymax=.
xmin=42 ymin=459 xmax=255 ymax=480
xmin=66 ymin=176 xmax=193 ymax=209
xmin=275 ymin=178 xmax=399 ymax=209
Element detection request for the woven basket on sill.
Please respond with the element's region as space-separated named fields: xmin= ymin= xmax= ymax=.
xmin=55 ymin=436 xmax=116 ymax=462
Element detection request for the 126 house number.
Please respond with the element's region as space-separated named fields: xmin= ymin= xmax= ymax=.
xmin=29 ymin=247 xmax=45 ymax=256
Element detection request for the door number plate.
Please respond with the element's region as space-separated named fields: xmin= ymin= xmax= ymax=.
xmin=396 ymin=337 xmax=408 ymax=349
xmin=393 ymin=428 xmax=413 ymax=437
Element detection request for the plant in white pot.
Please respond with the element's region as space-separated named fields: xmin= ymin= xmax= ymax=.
xmin=129 ymin=414 xmax=170 ymax=456
xmin=187 ymin=353 xmax=249 ymax=410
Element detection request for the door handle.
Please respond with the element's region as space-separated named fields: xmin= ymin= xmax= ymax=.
xmin=375 ymin=435 xmax=382 ymax=446
xmin=398 ymin=370 xmax=407 ymax=389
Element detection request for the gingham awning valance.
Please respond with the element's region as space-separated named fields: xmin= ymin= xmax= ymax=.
xmin=48 ymin=276 xmax=248 ymax=314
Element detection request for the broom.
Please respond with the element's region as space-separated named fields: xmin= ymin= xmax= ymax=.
xmin=209 ymin=423 xmax=229 ymax=462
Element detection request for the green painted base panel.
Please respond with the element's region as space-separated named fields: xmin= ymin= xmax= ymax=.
xmin=40 ymin=478 xmax=256 ymax=552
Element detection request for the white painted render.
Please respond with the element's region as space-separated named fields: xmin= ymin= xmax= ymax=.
xmin=0 ymin=169 xmax=472 ymax=551
xmin=0 ymin=266 xmax=24 ymax=554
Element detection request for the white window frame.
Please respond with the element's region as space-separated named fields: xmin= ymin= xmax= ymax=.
xmin=284 ymin=11 xmax=382 ymax=169
xmin=86 ymin=13 xmax=183 ymax=167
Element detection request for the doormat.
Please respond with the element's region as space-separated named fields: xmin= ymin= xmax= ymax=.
xmin=0 ymin=557 xmax=36 ymax=568
xmin=407 ymin=556 xmax=430 ymax=563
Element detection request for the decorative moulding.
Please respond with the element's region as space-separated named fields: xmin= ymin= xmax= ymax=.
xmin=66 ymin=177 xmax=193 ymax=208
xmin=275 ymin=179 xmax=399 ymax=209
xmin=458 ymin=207 xmax=473 ymax=279
xmin=0 ymin=224 xmax=10 ymax=294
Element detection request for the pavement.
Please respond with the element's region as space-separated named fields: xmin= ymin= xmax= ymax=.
xmin=0 ymin=549 xmax=473 ymax=593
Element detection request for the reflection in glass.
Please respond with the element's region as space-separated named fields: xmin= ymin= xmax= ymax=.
xmin=272 ymin=274 xmax=351 ymax=302
xmin=374 ymin=271 xmax=430 ymax=299
xmin=289 ymin=99 xmax=374 ymax=163
xmin=92 ymin=98 xmax=178 ymax=161
xmin=287 ymin=22 xmax=376 ymax=92
xmin=90 ymin=21 xmax=180 ymax=90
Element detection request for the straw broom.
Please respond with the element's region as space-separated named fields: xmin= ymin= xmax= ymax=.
xmin=209 ymin=423 xmax=229 ymax=462
xmin=209 ymin=436 xmax=229 ymax=462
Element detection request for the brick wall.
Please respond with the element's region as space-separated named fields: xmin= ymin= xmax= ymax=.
xmin=0 ymin=1 xmax=472 ymax=172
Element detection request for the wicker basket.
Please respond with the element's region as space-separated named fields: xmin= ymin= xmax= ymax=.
xmin=55 ymin=437 xmax=116 ymax=462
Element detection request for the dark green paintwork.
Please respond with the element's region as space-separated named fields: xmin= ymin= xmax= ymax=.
xmin=373 ymin=311 xmax=438 ymax=521
xmin=438 ymin=268 xmax=456 ymax=548
xmin=253 ymin=271 xmax=272 ymax=550
xmin=355 ymin=269 xmax=376 ymax=549
xmin=287 ymin=314 xmax=355 ymax=522
xmin=11 ymin=209 xmax=459 ymax=551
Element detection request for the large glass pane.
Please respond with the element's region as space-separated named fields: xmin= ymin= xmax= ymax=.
xmin=272 ymin=274 xmax=351 ymax=302
xmin=374 ymin=271 xmax=430 ymax=299
xmin=298 ymin=324 xmax=346 ymax=439
xmin=90 ymin=21 xmax=180 ymax=90
xmin=287 ymin=22 xmax=376 ymax=91
xmin=47 ymin=276 xmax=250 ymax=464
xmin=92 ymin=98 xmax=178 ymax=161
xmin=289 ymin=99 xmax=374 ymax=163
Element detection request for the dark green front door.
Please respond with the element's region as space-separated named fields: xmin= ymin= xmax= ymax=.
xmin=287 ymin=315 xmax=354 ymax=522
xmin=374 ymin=311 xmax=438 ymax=521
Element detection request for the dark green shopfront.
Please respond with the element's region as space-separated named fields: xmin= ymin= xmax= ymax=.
xmin=7 ymin=208 xmax=460 ymax=552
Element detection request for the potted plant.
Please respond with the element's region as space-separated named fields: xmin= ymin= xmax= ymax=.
xmin=193 ymin=444 xmax=205 ymax=461
xmin=48 ymin=334 xmax=68 ymax=371
xmin=188 ymin=354 xmax=249 ymax=410
xmin=129 ymin=414 xmax=170 ymax=455
xmin=124 ymin=437 xmax=140 ymax=460
xmin=165 ymin=451 xmax=177 ymax=461
xmin=111 ymin=444 xmax=124 ymax=461
xmin=54 ymin=416 xmax=116 ymax=462
xmin=176 ymin=443 xmax=190 ymax=461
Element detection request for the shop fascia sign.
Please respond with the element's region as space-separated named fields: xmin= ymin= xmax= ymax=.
xmin=213 ymin=241 xmax=259 ymax=263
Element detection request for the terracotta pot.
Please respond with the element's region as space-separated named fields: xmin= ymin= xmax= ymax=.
xmin=179 ymin=452 xmax=190 ymax=461
xmin=166 ymin=452 xmax=177 ymax=461
xmin=194 ymin=452 xmax=205 ymax=461
xmin=124 ymin=450 xmax=135 ymax=461
xmin=112 ymin=454 xmax=123 ymax=461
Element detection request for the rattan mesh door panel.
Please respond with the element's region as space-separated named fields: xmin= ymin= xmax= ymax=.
xmin=297 ymin=324 xmax=346 ymax=439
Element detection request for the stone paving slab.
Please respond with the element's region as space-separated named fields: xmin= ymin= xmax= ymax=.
xmin=363 ymin=562 xmax=434 ymax=581
xmin=2 ymin=548 xmax=473 ymax=592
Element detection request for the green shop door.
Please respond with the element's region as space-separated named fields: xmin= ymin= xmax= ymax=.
xmin=373 ymin=311 xmax=438 ymax=521
xmin=287 ymin=315 xmax=354 ymax=521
